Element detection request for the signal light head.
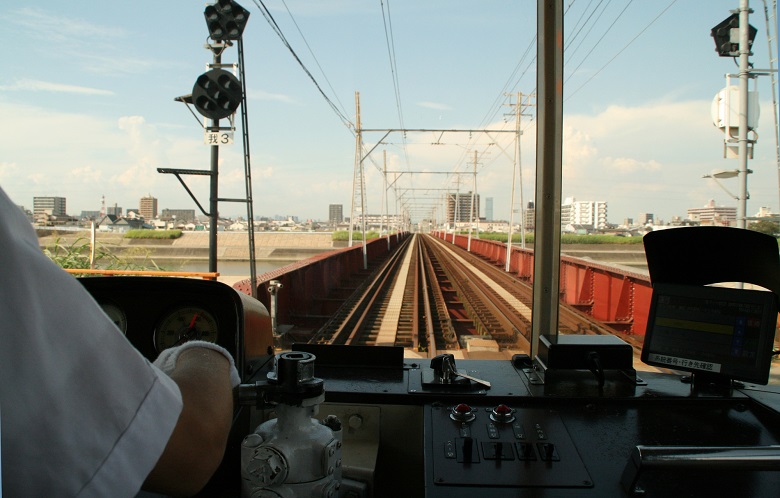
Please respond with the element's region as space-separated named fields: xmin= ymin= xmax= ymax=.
xmin=192 ymin=69 xmax=243 ymax=120
xmin=203 ymin=0 xmax=250 ymax=41
xmin=710 ymin=13 xmax=757 ymax=57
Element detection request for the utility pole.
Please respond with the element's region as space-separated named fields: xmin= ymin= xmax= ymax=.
xmin=350 ymin=92 xmax=368 ymax=269
xmin=208 ymin=49 xmax=222 ymax=273
xmin=395 ymin=172 xmax=400 ymax=243
xmin=467 ymin=150 xmax=478 ymax=252
xmin=383 ymin=150 xmax=390 ymax=250
xmin=504 ymin=92 xmax=534 ymax=272
xmin=452 ymin=174 xmax=463 ymax=244
xmin=736 ymin=0 xmax=751 ymax=229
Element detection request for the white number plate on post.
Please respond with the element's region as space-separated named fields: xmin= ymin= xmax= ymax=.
xmin=204 ymin=131 xmax=234 ymax=145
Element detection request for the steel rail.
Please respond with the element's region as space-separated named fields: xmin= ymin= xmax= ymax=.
xmin=308 ymin=236 xmax=408 ymax=344
xmin=419 ymin=235 xmax=458 ymax=352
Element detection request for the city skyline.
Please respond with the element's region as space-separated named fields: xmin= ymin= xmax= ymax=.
xmin=24 ymin=190 xmax=754 ymax=228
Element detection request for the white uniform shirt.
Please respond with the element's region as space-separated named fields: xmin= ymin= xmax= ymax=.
xmin=0 ymin=186 xmax=183 ymax=497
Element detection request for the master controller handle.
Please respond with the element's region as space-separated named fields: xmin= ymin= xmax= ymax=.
xmin=431 ymin=354 xmax=492 ymax=388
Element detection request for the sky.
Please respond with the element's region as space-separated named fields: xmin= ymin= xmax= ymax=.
xmin=1 ymin=0 xmax=779 ymax=225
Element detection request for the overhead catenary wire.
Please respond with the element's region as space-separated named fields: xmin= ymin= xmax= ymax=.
xmin=251 ymin=0 xmax=355 ymax=132
xmin=250 ymin=1 xmax=683 ymax=223
xmin=564 ymin=0 xmax=612 ymax=66
xmin=379 ymin=0 xmax=415 ymax=200
xmin=278 ymin=0 xmax=351 ymax=124
xmin=566 ymin=0 xmax=678 ymax=101
xmin=564 ymin=0 xmax=635 ymax=86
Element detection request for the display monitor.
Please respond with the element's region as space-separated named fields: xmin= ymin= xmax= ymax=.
xmin=641 ymin=282 xmax=777 ymax=386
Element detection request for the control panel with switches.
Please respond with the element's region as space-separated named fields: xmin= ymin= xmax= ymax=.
xmin=425 ymin=403 xmax=593 ymax=491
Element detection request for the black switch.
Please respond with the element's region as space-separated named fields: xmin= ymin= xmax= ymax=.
xmin=463 ymin=437 xmax=473 ymax=462
xmin=456 ymin=437 xmax=479 ymax=463
xmin=482 ymin=441 xmax=515 ymax=460
xmin=537 ymin=442 xmax=559 ymax=461
xmin=516 ymin=442 xmax=537 ymax=461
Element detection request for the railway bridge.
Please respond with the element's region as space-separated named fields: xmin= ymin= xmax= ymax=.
xmin=234 ymin=232 xmax=653 ymax=361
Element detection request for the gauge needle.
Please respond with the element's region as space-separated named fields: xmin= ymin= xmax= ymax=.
xmin=185 ymin=313 xmax=200 ymax=340
xmin=174 ymin=314 xmax=200 ymax=346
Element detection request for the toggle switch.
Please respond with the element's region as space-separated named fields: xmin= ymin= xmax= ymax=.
xmin=537 ymin=442 xmax=560 ymax=462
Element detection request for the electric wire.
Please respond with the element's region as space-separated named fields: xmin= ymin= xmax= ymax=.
xmin=250 ymin=1 xmax=678 ymax=224
xmin=251 ymin=0 xmax=355 ymax=132
xmin=278 ymin=0 xmax=351 ymax=124
xmin=566 ymin=0 xmax=678 ymax=101
xmin=564 ymin=0 xmax=634 ymax=86
xmin=564 ymin=0 xmax=611 ymax=64
xmin=564 ymin=0 xmax=607 ymax=55
xmin=380 ymin=0 xmax=415 ymax=203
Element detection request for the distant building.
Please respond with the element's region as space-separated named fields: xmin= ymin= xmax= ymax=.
xmin=485 ymin=197 xmax=494 ymax=221
xmin=637 ymin=213 xmax=654 ymax=226
xmin=524 ymin=201 xmax=535 ymax=230
xmin=33 ymin=196 xmax=67 ymax=219
xmin=687 ymin=200 xmax=736 ymax=226
xmin=107 ymin=205 xmax=122 ymax=216
xmin=446 ymin=192 xmax=480 ymax=226
xmin=139 ymin=195 xmax=158 ymax=220
xmin=329 ymin=204 xmax=344 ymax=226
xmin=81 ymin=210 xmax=101 ymax=220
xmin=755 ymin=206 xmax=776 ymax=218
xmin=161 ymin=208 xmax=196 ymax=223
xmin=561 ymin=197 xmax=607 ymax=230
xmin=354 ymin=214 xmax=404 ymax=229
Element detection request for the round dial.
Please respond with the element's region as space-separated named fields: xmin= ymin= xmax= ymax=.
xmin=154 ymin=306 xmax=219 ymax=352
xmin=100 ymin=302 xmax=127 ymax=334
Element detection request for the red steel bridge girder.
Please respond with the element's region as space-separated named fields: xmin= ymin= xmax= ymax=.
xmin=234 ymin=232 xmax=651 ymax=337
xmin=234 ymin=235 xmax=409 ymax=324
xmin=437 ymin=233 xmax=652 ymax=336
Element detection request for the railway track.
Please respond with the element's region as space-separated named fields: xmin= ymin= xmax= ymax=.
xmin=309 ymin=233 xmax=638 ymax=358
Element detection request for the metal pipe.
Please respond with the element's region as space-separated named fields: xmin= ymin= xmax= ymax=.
xmin=267 ymin=280 xmax=283 ymax=337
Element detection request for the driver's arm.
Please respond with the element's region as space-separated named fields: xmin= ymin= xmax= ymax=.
xmin=143 ymin=347 xmax=234 ymax=496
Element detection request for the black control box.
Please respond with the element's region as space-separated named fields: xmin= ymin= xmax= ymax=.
xmin=538 ymin=334 xmax=634 ymax=370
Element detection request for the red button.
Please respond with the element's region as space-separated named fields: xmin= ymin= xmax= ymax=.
xmin=454 ymin=403 xmax=472 ymax=413
xmin=495 ymin=404 xmax=511 ymax=414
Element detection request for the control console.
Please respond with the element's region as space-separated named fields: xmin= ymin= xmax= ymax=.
xmin=425 ymin=403 xmax=592 ymax=492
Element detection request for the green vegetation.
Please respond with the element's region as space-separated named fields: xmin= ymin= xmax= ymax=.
xmin=332 ymin=230 xmax=381 ymax=241
xmin=748 ymin=220 xmax=780 ymax=237
xmin=560 ymin=234 xmax=643 ymax=244
xmin=124 ymin=229 xmax=182 ymax=239
xmin=43 ymin=237 xmax=164 ymax=271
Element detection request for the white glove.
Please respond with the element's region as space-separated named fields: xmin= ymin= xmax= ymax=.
xmin=153 ymin=340 xmax=241 ymax=388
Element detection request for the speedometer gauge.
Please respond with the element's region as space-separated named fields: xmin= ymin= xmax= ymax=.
xmin=100 ymin=302 xmax=128 ymax=334
xmin=154 ymin=306 xmax=219 ymax=352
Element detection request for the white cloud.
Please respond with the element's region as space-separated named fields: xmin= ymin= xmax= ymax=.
xmin=69 ymin=166 xmax=104 ymax=184
xmin=247 ymin=89 xmax=299 ymax=104
xmin=417 ymin=101 xmax=452 ymax=111
xmin=5 ymin=7 xmax=127 ymax=42
xmin=0 ymin=161 xmax=18 ymax=182
xmin=602 ymin=157 xmax=662 ymax=173
xmin=0 ymin=79 xmax=114 ymax=96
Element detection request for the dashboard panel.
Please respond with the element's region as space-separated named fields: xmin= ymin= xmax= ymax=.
xmin=77 ymin=276 xmax=273 ymax=379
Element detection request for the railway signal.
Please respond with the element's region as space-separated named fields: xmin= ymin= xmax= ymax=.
xmin=192 ymin=68 xmax=243 ymax=120
xmin=204 ymin=0 xmax=250 ymax=41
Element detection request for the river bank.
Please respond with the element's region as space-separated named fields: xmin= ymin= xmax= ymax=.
xmin=38 ymin=230 xmax=649 ymax=275
xmin=38 ymin=230 xmax=341 ymax=261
